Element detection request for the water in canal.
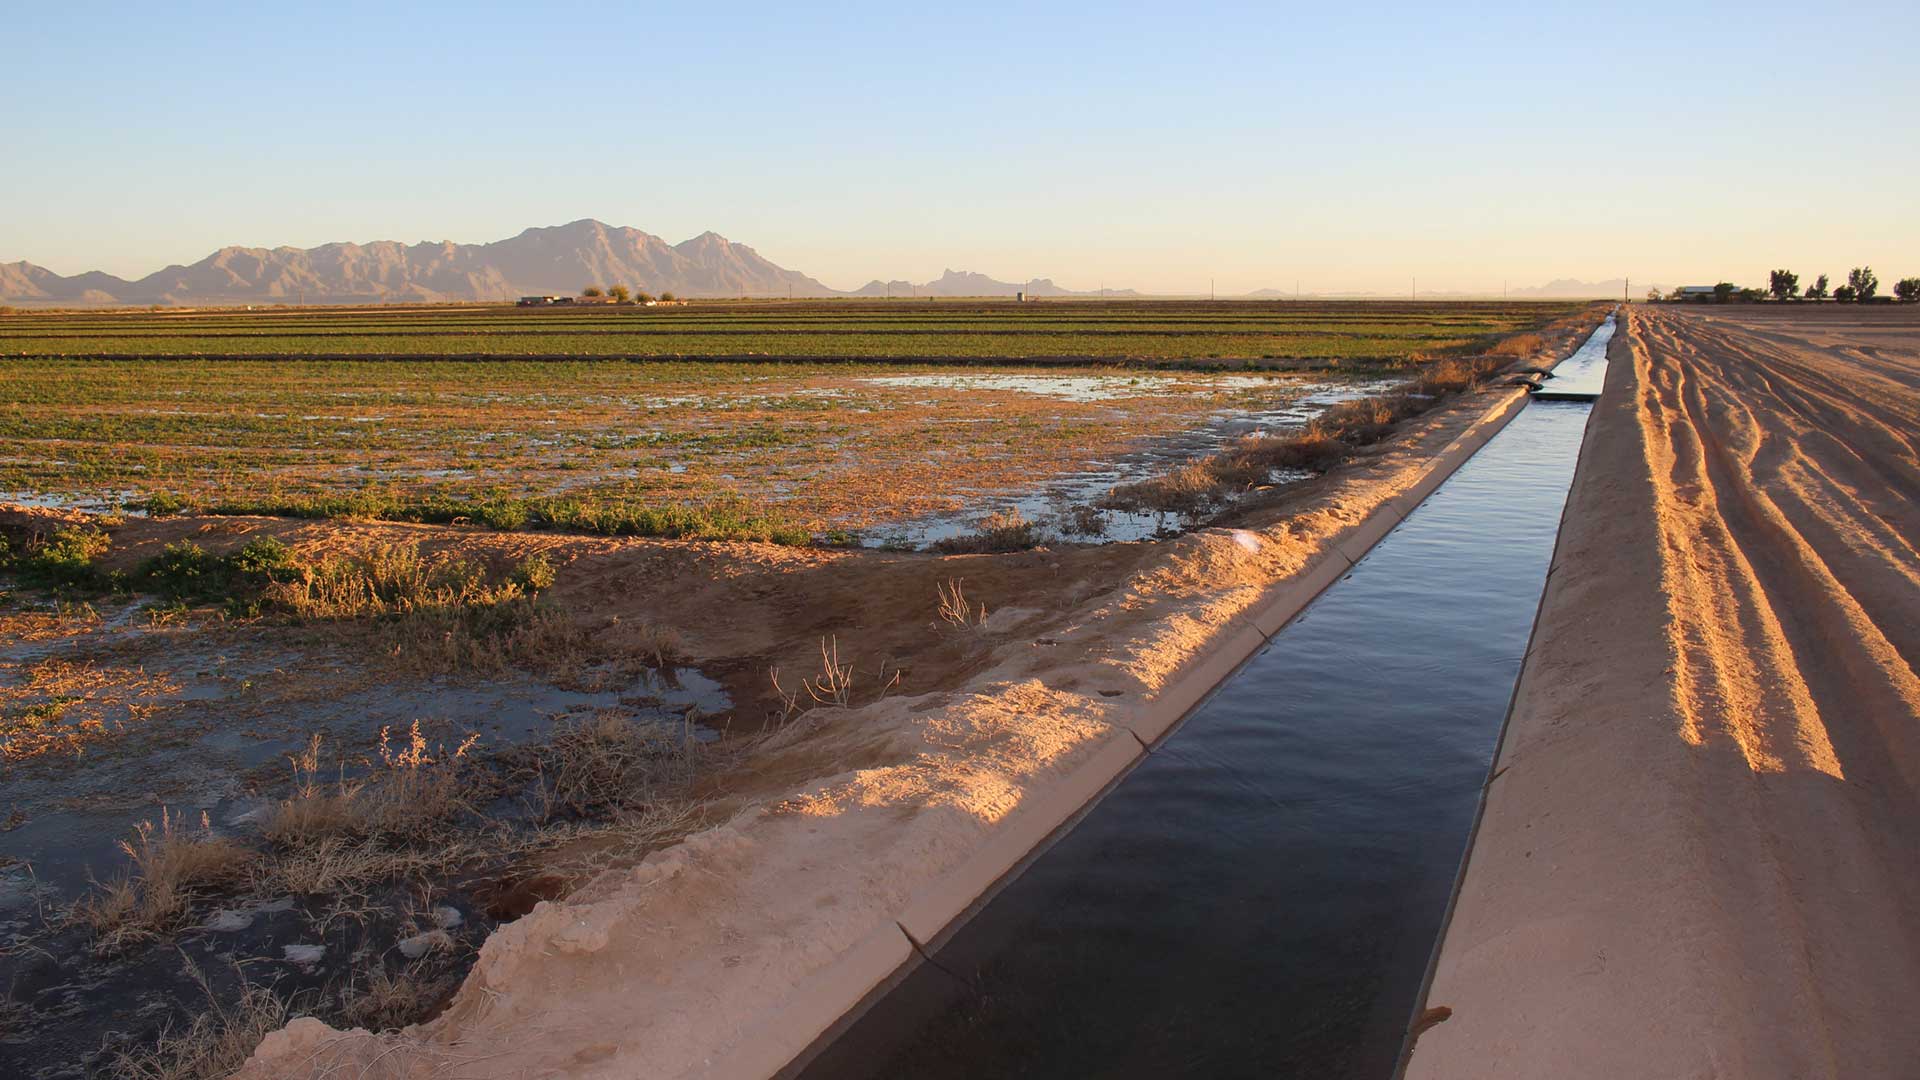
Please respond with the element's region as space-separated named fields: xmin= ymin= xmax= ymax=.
xmin=799 ymin=321 xmax=1612 ymax=1079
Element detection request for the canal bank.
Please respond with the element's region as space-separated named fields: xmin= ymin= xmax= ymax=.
xmin=1406 ymin=305 xmax=1920 ymax=1079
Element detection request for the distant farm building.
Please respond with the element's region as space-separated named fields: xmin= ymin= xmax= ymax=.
xmin=1676 ymin=286 xmax=1720 ymax=301
xmin=517 ymin=295 xmax=561 ymax=306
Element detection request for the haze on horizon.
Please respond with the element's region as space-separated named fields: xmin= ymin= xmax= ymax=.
xmin=7 ymin=1 xmax=1915 ymax=297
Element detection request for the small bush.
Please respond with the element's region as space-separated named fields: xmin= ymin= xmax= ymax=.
xmin=140 ymin=492 xmax=188 ymax=516
xmin=12 ymin=526 xmax=112 ymax=589
xmin=136 ymin=535 xmax=301 ymax=613
xmin=509 ymin=553 xmax=557 ymax=593
xmin=931 ymin=509 xmax=1041 ymax=554
xmin=1101 ymin=461 xmax=1224 ymax=517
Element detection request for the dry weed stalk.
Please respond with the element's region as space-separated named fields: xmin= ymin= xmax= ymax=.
xmin=769 ymin=667 xmax=802 ymax=725
xmin=936 ymin=578 xmax=988 ymax=631
xmin=804 ymin=636 xmax=855 ymax=708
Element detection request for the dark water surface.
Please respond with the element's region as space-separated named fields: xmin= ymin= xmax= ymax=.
xmin=801 ymin=329 xmax=1610 ymax=1078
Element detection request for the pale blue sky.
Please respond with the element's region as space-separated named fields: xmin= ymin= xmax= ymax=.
xmin=6 ymin=1 xmax=1915 ymax=294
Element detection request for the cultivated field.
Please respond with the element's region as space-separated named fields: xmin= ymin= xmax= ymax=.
xmin=0 ymin=301 xmax=1585 ymax=548
xmin=0 ymin=299 xmax=1569 ymax=360
xmin=0 ymin=300 xmax=1600 ymax=1079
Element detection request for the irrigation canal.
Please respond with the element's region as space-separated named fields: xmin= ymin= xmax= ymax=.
xmin=794 ymin=316 xmax=1616 ymax=1078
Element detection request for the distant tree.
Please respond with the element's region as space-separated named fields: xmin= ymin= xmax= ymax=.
xmin=1768 ymin=269 xmax=1799 ymax=300
xmin=1896 ymin=277 xmax=1920 ymax=302
xmin=1805 ymin=273 xmax=1830 ymax=299
xmin=582 ymin=286 xmax=603 ymax=298
xmin=659 ymin=291 xmax=677 ymax=302
xmin=1847 ymin=266 xmax=1878 ymax=301
xmin=1713 ymin=282 xmax=1737 ymax=303
xmin=1738 ymin=287 xmax=1766 ymax=302
xmin=1667 ymin=286 xmax=1688 ymax=301
xmin=634 ymin=291 xmax=656 ymax=303
xmin=1646 ymin=288 xmax=1663 ymax=302
xmin=1834 ymin=284 xmax=1858 ymax=302
xmin=609 ymin=285 xmax=631 ymax=303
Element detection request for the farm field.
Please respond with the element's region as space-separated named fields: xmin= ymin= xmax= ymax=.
xmin=0 ymin=301 xmax=1588 ymax=547
xmin=0 ymin=299 xmax=1578 ymax=360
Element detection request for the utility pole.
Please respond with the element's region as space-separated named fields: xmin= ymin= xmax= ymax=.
xmin=1624 ymin=277 xmax=1630 ymax=304
xmin=1210 ymin=278 xmax=1215 ymax=301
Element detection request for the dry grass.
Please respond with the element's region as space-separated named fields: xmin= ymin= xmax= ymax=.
xmin=1101 ymin=459 xmax=1226 ymax=517
xmin=263 ymin=724 xmax=481 ymax=851
xmin=108 ymin=962 xmax=294 ymax=1080
xmin=512 ymin=709 xmax=695 ymax=821
xmin=73 ymin=809 xmax=252 ymax=953
xmin=1487 ymin=330 xmax=1546 ymax=358
xmin=1 ymin=658 xmax=180 ymax=764
xmin=335 ymin=961 xmax=457 ymax=1034
xmin=267 ymin=835 xmax=445 ymax=897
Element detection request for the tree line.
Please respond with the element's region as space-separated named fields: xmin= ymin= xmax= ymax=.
xmin=1657 ymin=267 xmax=1919 ymax=303
xmin=579 ymin=286 xmax=677 ymax=303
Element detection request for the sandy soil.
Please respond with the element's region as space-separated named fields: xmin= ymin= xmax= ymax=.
xmin=218 ymin=317 xmax=1602 ymax=1078
xmin=1406 ymin=304 xmax=1920 ymax=1078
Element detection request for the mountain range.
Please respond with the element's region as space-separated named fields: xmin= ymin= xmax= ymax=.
xmin=0 ymin=220 xmax=1127 ymax=306
xmin=851 ymin=270 xmax=1138 ymax=299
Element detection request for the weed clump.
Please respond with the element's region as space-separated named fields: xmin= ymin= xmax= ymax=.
xmin=262 ymin=725 xmax=481 ymax=856
xmin=510 ymin=710 xmax=694 ymax=820
xmin=137 ymin=536 xmax=301 ymax=613
xmin=2 ymin=525 xmax=113 ymax=590
xmin=73 ymin=808 xmax=253 ymax=953
xmin=931 ymin=509 xmax=1041 ymax=554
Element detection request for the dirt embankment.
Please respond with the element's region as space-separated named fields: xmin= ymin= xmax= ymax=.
xmin=219 ymin=316 xmax=1602 ymax=1077
xmin=1407 ymin=304 xmax=1920 ymax=1078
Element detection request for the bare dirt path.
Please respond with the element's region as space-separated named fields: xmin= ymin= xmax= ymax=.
xmin=1408 ymin=304 xmax=1920 ymax=1079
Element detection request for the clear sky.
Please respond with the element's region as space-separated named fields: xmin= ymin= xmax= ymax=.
xmin=6 ymin=1 xmax=1915 ymax=295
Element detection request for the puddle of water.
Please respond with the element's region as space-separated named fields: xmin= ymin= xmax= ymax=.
xmin=860 ymin=373 xmax=1184 ymax=402
xmin=861 ymin=378 xmax=1399 ymax=549
xmin=802 ymin=326 xmax=1612 ymax=1077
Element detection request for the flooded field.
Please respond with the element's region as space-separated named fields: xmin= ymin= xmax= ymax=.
xmin=4 ymin=360 xmax=1403 ymax=546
